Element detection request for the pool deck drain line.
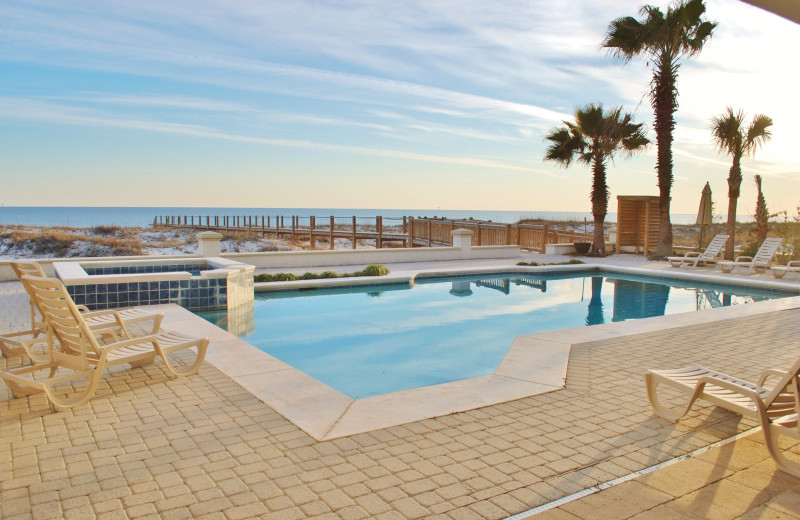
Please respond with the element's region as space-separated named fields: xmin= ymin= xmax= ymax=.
xmin=503 ymin=426 xmax=761 ymax=520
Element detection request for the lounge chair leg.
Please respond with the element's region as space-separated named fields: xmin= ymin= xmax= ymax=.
xmin=40 ymin=369 xmax=103 ymax=410
xmin=157 ymin=341 xmax=209 ymax=377
xmin=645 ymin=373 xmax=702 ymax=422
xmin=764 ymin=422 xmax=800 ymax=478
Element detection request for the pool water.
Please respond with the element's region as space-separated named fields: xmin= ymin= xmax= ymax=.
xmin=198 ymin=271 xmax=793 ymax=399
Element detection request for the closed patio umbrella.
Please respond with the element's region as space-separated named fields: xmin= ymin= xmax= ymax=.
xmin=696 ymin=182 xmax=713 ymax=247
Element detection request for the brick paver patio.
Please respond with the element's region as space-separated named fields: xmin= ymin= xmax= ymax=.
xmin=2 ymin=277 xmax=800 ymax=519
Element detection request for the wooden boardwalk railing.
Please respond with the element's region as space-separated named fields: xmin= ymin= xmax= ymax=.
xmin=154 ymin=215 xmax=595 ymax=252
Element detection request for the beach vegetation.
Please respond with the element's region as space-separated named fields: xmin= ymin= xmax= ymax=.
xmin=604 ymin=0 xmax=716 ymax=256
xmin=360 ymin=263 xmax=390 ymax=276
xmin=774 ymin=206 xmax=800 ymax=261
xmin=91 ymin=225 xmax=123 ymax=236
xmin=544 ymin=104 xmax=649 ymax=254
xmin=710 ymin=107 xmax=773 ymax=259
xmin=517 ymin=259 xmax=585 ymax=266
xmin=254 ymin=264 xmax=390 ymax=283
xmin=0 ymin=228 xmax=143 ymax=257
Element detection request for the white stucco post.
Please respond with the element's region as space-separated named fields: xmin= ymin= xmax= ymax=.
xmin=451 ymin=228 xmax=473 ymax=258
xmin=197 ymin=231 xmax=223 ymax=257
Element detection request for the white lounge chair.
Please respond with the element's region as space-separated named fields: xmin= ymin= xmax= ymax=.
xmin=668 ymin=234 xmax=729 ymax=268
xmin=719 ymin=237 xmax=783 ymax=273
xmin=772 ymin=260 xmax=800 ymax=279
xmin=1 ymin=261 xmax=163 ymax=362
xmin=645 ymin=361 xmax=800 ymax=477
xmin=1 ymin=275 xmax=208 ymax=410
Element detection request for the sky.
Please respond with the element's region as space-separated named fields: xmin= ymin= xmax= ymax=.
xmin=1 ymin=0 xmax=799 ymax=217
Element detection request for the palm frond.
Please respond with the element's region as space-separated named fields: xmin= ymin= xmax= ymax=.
xmin=744 ymin=114 xmax=774 ymax=155
xmin=710 ymin=107 xmax=744 ymax=156
xmin=603 ymin=16 xmax=647 ymax=61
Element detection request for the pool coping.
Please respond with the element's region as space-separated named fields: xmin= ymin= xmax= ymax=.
xmin=154 ymin=263 xmax=800 ymax=441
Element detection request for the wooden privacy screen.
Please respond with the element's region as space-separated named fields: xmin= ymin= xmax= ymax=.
xmin=616 ymin=196 xmax=661 ymax=254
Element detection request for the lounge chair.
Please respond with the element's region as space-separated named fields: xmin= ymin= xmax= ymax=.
xmin=1 ymin=275 xmax=208 ymax=410
xmin=1 ymin=261 xmax=163 ymax=360
xmin=667 ymin=234 xmax=729 ymax=268
xmin=719 ymin=237 xmax=783 ymax=273
xmin=772 ymin=260 xmax=800 ymax=280
xmin=645 ymin=361 xmax=800 ymax=477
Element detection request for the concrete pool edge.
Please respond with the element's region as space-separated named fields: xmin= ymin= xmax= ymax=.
xmin=152 ymin=264 xmax=800 ymax=441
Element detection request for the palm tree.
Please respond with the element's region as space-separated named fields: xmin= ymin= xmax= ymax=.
xmin=544 ymin=104 xmax=649 ymax=254
xmin=603 ymin=0 xmax=716 ymax=257
xmin=754 ymin=174 xmax=769 ymax=244
xmin=710 ymin=107 xmax=773 ymax=259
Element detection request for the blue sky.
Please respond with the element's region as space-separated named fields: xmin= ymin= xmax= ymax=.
xmin=1 ymin=0 xmax=798 ymax=216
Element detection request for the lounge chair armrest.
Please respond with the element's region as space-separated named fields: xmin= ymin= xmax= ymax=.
xmin=80 ymin=309 xmax=123 ymax=320
xmin=76 ymin=304 xmax=91 ymax=313
xmin=734 ymin=256 xmax=753 ymax=263
xmin=758 ymin=369 xmax=789 ymax=388
xmin=786 ymin=261 xmax=800 ymax=268
xmin=684 ymin=252 xmax=702 ymax=258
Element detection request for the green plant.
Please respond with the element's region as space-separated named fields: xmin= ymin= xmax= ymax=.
xmin=517 ymin=259 xmax=584 ymax=266
xmin=359 ymin=264 xmax=390 ymax=276
xmin=254 ymin=273 xmax=298 ymax=282
xmin=253 ymin=264 xmax=390 ymax=283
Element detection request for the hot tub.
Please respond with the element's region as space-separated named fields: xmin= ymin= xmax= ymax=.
xmin=53 ymin=257 xmax=254 ymax=312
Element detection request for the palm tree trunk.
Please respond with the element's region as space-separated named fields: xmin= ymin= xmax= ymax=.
xmin=725 ymin=156 xmax=742 ymax=260
xmin=653 ymin=53 xmax=677 ymax=257
xmin=591 ymin=157 xmax=608 ymax=254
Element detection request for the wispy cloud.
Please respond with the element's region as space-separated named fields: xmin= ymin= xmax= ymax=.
xmin=0 ymin=96 xmax=551 ymax=173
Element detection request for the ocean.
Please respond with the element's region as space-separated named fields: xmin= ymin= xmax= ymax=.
xmin=0 ymin=206 xmax=709 ymax=228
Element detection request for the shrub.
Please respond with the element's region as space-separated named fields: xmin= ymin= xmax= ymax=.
xmin=254 ymin=273 xmax=298 ymax=282
xmin=254 ymin=264 xmax=390 ymax=283
xmin=517 ymin=259 xmax=583 ymax=266
xmin=92 ymin=225 xmax=121 ymax=236
xmin=359 ymin=264 xmax=390 ymax=276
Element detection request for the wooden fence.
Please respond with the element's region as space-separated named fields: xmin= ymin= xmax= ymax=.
xmin=154 ymin=215 xmax=594 ymax=252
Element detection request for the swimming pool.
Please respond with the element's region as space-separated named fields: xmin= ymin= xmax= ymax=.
xmin=198 ymin=270 xmax=794 ymax=399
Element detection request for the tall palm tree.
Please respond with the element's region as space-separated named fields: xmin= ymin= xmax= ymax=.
xmin=710 ymin=107 xmax=773 ymax=259
xmin=603 ymin=0 xmax=716 ymax=257
xmin=545 ymin=104 xmax=649 ymax=254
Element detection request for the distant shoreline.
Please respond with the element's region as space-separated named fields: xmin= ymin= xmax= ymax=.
xmin=1 ymin=221 xmax=712 ymax=261
xmin=0 ymin=206 xmax=728 ymax=228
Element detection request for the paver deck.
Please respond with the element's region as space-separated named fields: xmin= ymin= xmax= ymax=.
xmin=2 ymin=258 xmax=800 ymax=519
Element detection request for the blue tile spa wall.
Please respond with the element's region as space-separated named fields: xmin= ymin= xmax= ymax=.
xmin=66 ymin=277 xmax=229 ymax=311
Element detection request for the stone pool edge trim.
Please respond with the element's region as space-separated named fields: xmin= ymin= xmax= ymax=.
xmin=153 ymin=264 xmax=800 ymax=441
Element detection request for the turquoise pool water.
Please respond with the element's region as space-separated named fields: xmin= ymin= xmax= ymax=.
xmin=198 ymin=271 xmax=794 ymax=399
